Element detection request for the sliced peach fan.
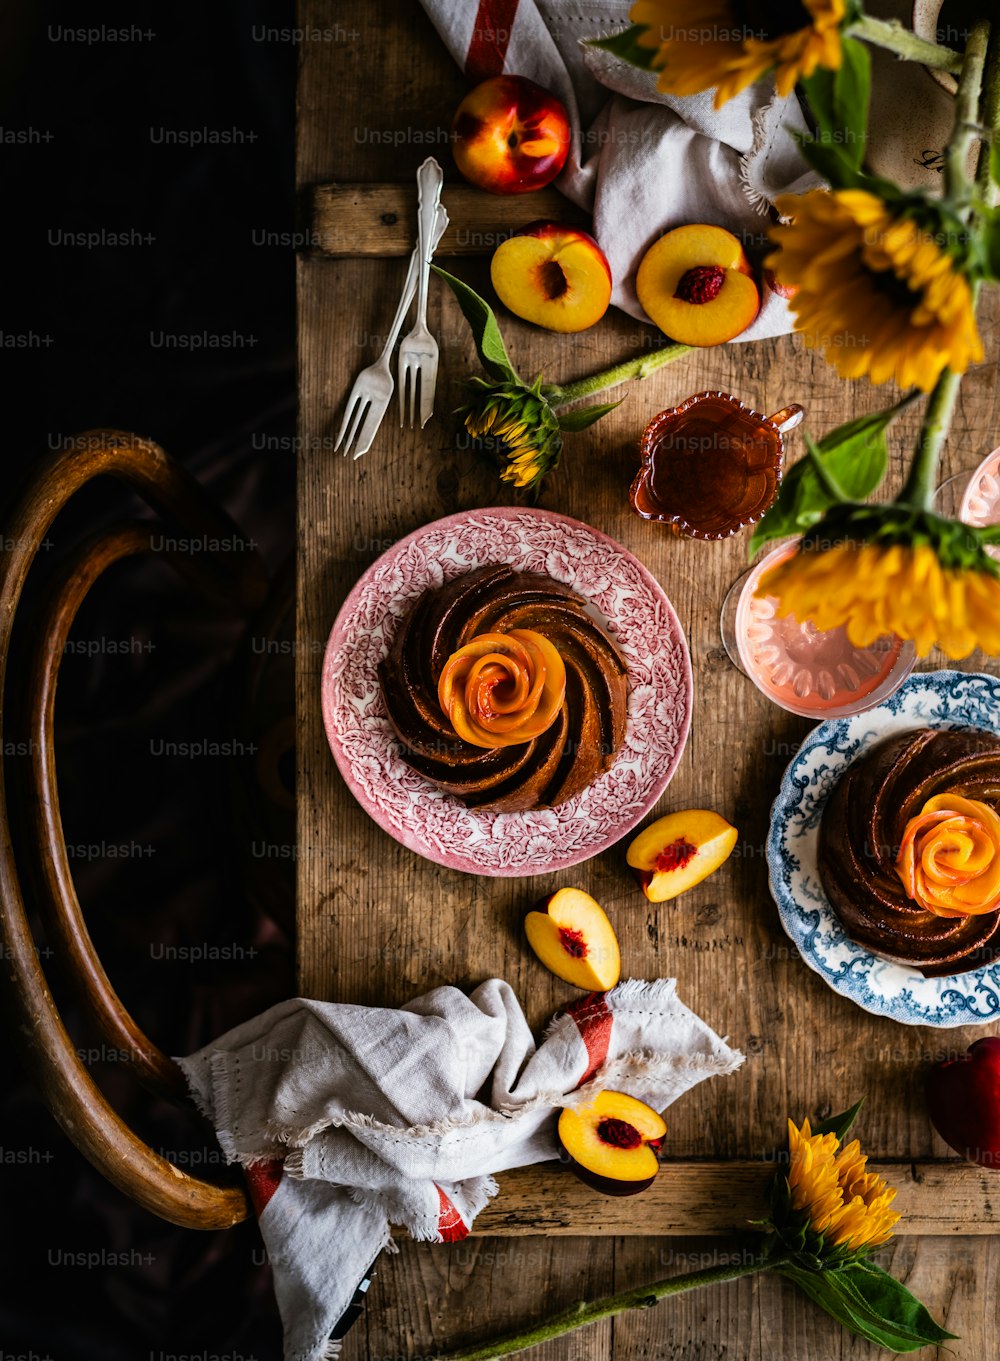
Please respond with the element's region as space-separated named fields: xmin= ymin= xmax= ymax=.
xmin=437 ymin=628 xmax=566 ymax=749
xmin=895 ymin=794 xmax=1000 ymax=918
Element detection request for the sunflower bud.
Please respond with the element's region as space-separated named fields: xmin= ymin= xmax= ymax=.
xmin=764 ymin=1107 xmax=900 ymax=1272
xmin=460 ymin=375 xmax=563 ymax=493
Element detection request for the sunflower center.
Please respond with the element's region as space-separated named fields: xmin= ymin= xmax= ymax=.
xmin=864 ymin=261 xmax=921 ymax=313
xmin=731 ymin=0 xmax=813 ymax=41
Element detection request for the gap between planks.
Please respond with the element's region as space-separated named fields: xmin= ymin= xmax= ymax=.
xmin=467 ymin=1162 xmax=997 ymax=1236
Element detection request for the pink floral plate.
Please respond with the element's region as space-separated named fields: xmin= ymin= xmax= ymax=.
xmin=321 ymin=508 xmax=692 ymax=876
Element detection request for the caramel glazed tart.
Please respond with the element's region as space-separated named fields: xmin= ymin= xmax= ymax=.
xmin=378 ymin=564 xmax=628 ymax=812
xmin=818 ymin=728 xmax=1000 ymax=977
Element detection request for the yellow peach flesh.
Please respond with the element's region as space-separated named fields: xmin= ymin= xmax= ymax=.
xmin=636 ymin=224 xmax=759 ymax=346
xmin=491 ymin=230 xmax=611 ymax=334
xmin=524 ymin=887 xmax=621 ymax=990
xmin=626 ymin=810 xmax=738 ymax=903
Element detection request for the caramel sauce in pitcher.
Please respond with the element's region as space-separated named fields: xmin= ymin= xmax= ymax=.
xmin=630 ymin=391 xmax=802 ymax=540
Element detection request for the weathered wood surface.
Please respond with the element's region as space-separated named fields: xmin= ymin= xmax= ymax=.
xmin=296 ymin=2 xmax=1000 ymax=1356
xmin=311 ymin=183 xmax=585 ymax=256
xmin=477 ymin=1161 xmax=1000 ymax=1237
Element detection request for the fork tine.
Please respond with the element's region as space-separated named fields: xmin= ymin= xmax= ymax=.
xmin=352 ymin=395 xmax=390 ymax=460
xmin=398 ymin=360 xmax=409 ymax=428
xmin=333 ymin=392 xmax=361 ymax=454
xmin=419 ymin=360 xmax=435 ymax=429
xmin=337 ymin=394 xmax=368 ymax=457
xmin=409 ymin=367 xmax=419 ymax=430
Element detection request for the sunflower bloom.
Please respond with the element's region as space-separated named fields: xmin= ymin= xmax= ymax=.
xmin=767 ymin=189 xmax=983 ymax=391
xmin=630 ymin=0 xmax=844 ymax=107
xmin=788 ymin=1117 xmax=900 ymax=1252
xmin=461 ymin=377 xmax=563 ymax=492
xmin=758 ymin=539 xmax=1000 ymax=659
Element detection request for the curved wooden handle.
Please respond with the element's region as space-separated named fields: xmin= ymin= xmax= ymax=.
xmin=0 ymin=431 xmax=254 ymax=1228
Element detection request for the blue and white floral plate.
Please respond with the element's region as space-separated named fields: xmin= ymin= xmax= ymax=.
xmin=767 ymin=670 xmax=1000 ymax=1027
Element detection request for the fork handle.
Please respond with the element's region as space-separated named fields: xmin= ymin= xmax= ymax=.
xmin=375 ymin=206 xmax=447 ymax=365
xmin=413 ymin=157 xmax=444 ymax=326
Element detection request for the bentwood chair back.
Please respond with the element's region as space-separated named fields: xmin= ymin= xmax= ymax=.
xmin=0 ymin=430 xmax=260 ymax=1229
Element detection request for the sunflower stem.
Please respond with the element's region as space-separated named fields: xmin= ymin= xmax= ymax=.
xmin=975 ymin=21 xmax=1000 ymax=201
xmin=899 ymin=369 xmax=962 ymax=509
xmin=899 ymin=19 xmax=992 ymax=510
xmin=944 ymin=19 xmax=991 ymax=209
xmin=433 ymin=1254 xmax=785 ymax=1361
xmin=847 ymin=15 xmax=962 ymax=72
xmin=546 ymin=341 xmax=691 ymax=409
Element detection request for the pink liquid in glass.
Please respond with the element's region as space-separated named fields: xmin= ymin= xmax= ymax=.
xmin=959 ymin=445 xmax=1000 ymax=561
xmin=735 ymin=543 xmax=913 ymax=718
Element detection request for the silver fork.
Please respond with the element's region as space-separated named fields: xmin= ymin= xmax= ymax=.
xmin=334 ymin=202 xmax=448 ymax=459
xmin=398 ymin=157 xmax=445 ymax=430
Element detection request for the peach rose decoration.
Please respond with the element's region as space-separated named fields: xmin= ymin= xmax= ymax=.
xmin=438 ymin=629 xmax=565 ymax=749
xmin=895 ymin=794 xmax=1000 ymax=918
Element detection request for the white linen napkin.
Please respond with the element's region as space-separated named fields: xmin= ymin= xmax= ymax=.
xmin=179 ymin=977 xmax=743 ymax=1361
xmin=420 ymin=0 xmax=822 ymax=338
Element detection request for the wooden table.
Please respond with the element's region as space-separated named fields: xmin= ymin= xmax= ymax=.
xmin=296 ymin=4 xmax=1000 ymax=1356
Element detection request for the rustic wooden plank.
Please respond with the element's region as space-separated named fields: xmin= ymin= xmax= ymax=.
xmin=474 ymin=1162 xmax=1000 ymax=1236
xmin=612 ymin=1234 xmax=1000 ymax=1361
xmin=310 ymin=183 xmax=588 ymax=257
xmin=341 ymin=1237 xmax=614 ymax=1361
xmin=298 ymin=0 xmax=1000 ymax=1357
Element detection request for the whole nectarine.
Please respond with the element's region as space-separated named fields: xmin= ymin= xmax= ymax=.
xmin=636 ymin=224 xmax=759 ymax=345
xmin=491 ymin=222 xmax=612 ymax=333
xmin=452 ymin=75 xmax=570 ymax=195
xmin=926 ymin=1037 xmax=1000 ymax=1169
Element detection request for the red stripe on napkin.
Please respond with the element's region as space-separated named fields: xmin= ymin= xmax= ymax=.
xmin=435 ymin=1184 xmax=470 ymax=1242
xmin=465 ymin=0 xmax=519 ymax=80
xmin=245 ymin=1157 xmax=284 ymax=1216
xmin=565 ymin=992 xmax=613 ymax=1086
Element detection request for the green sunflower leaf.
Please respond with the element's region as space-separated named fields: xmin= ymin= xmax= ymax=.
xmin=812 ymin=1097 xmax=865 ymax=1143
xmin=556 ymin=399 xmax=624 ymax=432
xmin=781 ymin=1262 xmax=956 ymax=1352
xmin=794 ymin=135 xmax=863 ymax=190
xmin=433 ymin=266 xmax=520 ymax=384
xmin=832 ymin=36 xmax=870 ymax=170
xmin=798 ymin=38 xmax=871 ymax=172
xmin=587 ymin=24 xmax=657 ymax=71
xmin=842 ymin=1261 xmax=958 ymax=1346
xmin=748 ymin=396 xmax=917 ymax=559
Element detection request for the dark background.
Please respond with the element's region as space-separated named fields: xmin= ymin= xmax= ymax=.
xmin=1 ymin=1 xmax=297 ymax=1354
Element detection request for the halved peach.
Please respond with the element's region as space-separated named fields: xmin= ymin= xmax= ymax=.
xmin=491 ymin=222 xmax=612 ymax=333
xmin=524 ymin=887 xmax=620 ymax=991
xmin=558 ymin=1090 xmax=666 ymax=1196
xmin=626 ymin=810 xmax=738 ymax=903
xmin=636 ymin=224 xmax=759 ymax=346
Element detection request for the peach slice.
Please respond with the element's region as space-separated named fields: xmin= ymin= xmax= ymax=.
xmin=491 ymin=222 xmax=612 ymax=334
xmin=636 ymin=224 xmax=759 ymax=346
xmin=558 ymin=1090 xmax=666 ymax=1196
xmin=524 ymin=887 xmax=621 ymax=991
xmin=627 ymin=810 xmax=738 ymax=903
